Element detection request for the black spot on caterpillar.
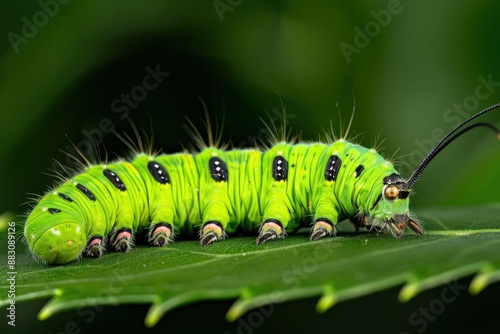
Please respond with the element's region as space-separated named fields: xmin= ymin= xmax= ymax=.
xmin=23 ymin=103 xmax=500 ymax=264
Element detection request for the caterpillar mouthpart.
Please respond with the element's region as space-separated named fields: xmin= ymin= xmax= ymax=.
xmin=367 ymin=214 xmax=423 ymax=238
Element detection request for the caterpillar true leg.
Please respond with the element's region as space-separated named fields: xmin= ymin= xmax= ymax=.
xmin=406 ymin=218 xmax=424 ymax=235
xmin=350 ymin=214 xmax=370 ymax=233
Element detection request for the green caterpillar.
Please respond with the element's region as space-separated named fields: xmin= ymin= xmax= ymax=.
xmin=24 ymin=103 xmax=500 ymax=265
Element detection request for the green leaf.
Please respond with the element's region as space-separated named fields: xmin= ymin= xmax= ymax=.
xmin=1 ymin=205 xmax=500 ymax=328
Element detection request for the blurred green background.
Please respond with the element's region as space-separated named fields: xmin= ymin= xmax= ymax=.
xmin=1 ymin=0 xmax=500 ymax=333
xmin=1 ymin=0 xmax=500 ymax=215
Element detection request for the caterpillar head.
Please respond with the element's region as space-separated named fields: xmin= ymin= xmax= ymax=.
xmin=361 ymin=173 xmax=422 ymax=237
xmin=359 ymin=102 xmax=500 ymax=236
xmin=24 ymin=205 xmax=86 ymax=265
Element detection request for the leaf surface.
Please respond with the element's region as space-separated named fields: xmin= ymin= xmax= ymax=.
xmin=1 ymin=205 xmax=500 ymax=327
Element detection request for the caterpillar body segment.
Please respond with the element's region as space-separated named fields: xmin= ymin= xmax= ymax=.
xmin=25 ymin=140 xmax=413 ymax=265
xmin=198 ymin=148 xmax=262 ymax=245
